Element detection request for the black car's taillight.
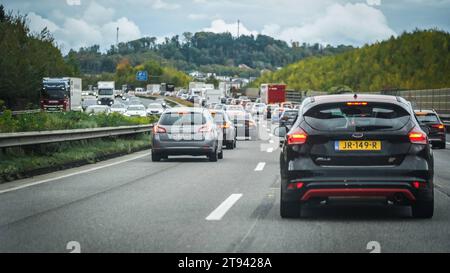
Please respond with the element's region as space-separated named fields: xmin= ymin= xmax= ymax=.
xmin=408 ymin=127 xmax=428 ymax=144
xmin=287 ymin=128 xmax=308 ymax=145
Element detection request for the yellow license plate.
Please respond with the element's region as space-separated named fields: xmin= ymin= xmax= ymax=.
xmin=336 ymin=141 xmax=381 ymax=151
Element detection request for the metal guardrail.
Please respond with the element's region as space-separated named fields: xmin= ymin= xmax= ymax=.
xmin=0 ymin=124 xmax=153 ymax=148
xmin=0 ymin=109 xmax=41 ymax=116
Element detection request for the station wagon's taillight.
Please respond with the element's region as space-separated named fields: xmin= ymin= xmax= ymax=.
xmin=287 ymin=128 xmax=308 ymax=145
xmin=431 ymin=124 xmax=445 ymax=131
xmin=153 ymin=125 xmax=166 ymax=134
xmin=409 ymin=127 xmax=428 ymax=144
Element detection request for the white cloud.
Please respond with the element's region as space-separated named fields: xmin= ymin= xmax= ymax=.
xmin=262 ymin=3 xmax=396 ymax=46
xmin=367 ymin=0 xmax=382 ymax=6
xmin=152 ymin=0 xmax=180 ymax=10
xmin=82 ymin=2 xmax=115 ymax=25
xmin=102 ymin=17 xmax=142 ymax=46
xmin=188 ymin=13 xmax=209 ymax=20
xmin=28 ymin=12 xmax=60 ymax=33
xmin=203 ymin=19 xmax=258 ymax=37
xmin=26 ymin=3 xmax=142 ymax=54
xmin=66 ymin=0 xmax=81 ymax=6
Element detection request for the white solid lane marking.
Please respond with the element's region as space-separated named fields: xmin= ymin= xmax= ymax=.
xmin=254 ymin=162 xmax=266 ymax=171
xmin=206 ymin=194 xmax=243 ymax=221
xmin=269 ymin=140 xmax=274 ymax=144
xmin=0 ymin=152 xmax=151 ymax=195
xmin=267 ymin=148 xmax=274 ymax=153
xmin=446 ymin=142 xmax=450 ymax=145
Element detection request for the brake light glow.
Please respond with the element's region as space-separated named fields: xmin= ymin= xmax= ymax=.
xmin=408 ymin=127 xmax=428 ymax=144
xmin=287 ymin=128 xmax=308 ymax=145
xmin=219 ymin=122 xmax=231 ymax=129
xmin=412 ymin=181 xmax=427 ymax=189
xmin=431 ymin=124 xmax=445 ymax=130
xmin=153 ymin=125 xmax=166 ymax=134
xmin=287 ymin=182 xmax=304 ymax=190
xmin=347 ymin=102 xmax=368 ymax=106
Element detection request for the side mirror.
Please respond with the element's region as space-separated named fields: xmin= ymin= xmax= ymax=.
xmin=273 ymin=126 xmax=287 ymax=137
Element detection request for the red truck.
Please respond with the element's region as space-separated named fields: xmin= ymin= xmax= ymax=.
xmin=260 ymin=84 xmax=286 ymax=105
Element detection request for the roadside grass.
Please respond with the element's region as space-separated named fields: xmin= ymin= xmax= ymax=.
xmin=0 ymin=111 xmax=158 ymax=133
xmin=0 ymin=133 xmax=152 ymax=183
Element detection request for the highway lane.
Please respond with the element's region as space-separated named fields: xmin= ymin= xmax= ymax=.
xmin=0 ymin=127 xmax=449 ymax=252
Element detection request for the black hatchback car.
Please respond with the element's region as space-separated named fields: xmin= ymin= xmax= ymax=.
xmin=277 ymin=94 xmax=434 ymax=219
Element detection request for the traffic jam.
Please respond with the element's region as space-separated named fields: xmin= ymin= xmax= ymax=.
xmin=38 ymin=78 xmax=448 ymax=220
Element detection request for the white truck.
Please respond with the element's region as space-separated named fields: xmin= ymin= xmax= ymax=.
xmin=41 ymin=77 xmax=82 ymax=112
xmin=146 ymin=84 xmax=161 ymax=95
xmin=204 ymin=89 xmax=224 ymax=104
xmin=97 ymin=81 xmax=115 ymax=106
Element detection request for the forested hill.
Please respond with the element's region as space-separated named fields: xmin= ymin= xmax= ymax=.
xmin=68 ymin=32 xmax=354 ymax=76
xmin=254 ymin=30 xmax=450 ymax=92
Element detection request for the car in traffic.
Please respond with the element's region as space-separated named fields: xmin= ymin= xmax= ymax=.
xmin=276 ymin=94 xmax=434 ymax=219
xmin=280 ymin=102 xmax=293 ymax=109
xmin=265 ymin=104 xmax=278 ymax=119
xmin=244 ymin=102 xmax=254 ymax=113
xmin=124 ymin=104 xmax=147 ymax=117
xmin=210 ymin=109 xmax=237 ymax=149
xmin=225 ymin=105 xmax=245 ymax=112
xmin=271 ymin=107 xmax=283 ymax=123
xmin=151 ymin=108 xmax=223 ymax=162
xmin=187 ymin=95 xmax=203 ymax=106
xmin=81 ymin=96 xmax=98 ymax=111
xmin=414 ymin=110 xmax=446 ymax=149
xmin=251 ymin=103 xmax=266 ymax=117
xmin=213 ymin=104 xmax=227 ymax=111
xmin=85 ymin=105 xmax=111 ymax=115
xmin=146 ymin=103 xmax=165 ymax=116
xmin=279 ymin=109 xmax=299 ymax=128
xmin=110 ymin=103 xmax=127 ymax=114
xmin=227 ymin=111 xmax=258 ymax=140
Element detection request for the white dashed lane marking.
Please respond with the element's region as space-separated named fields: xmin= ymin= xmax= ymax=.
xmin=206 ymin=194 xmax=243 ymax=221
xmin=254 ymin=162 xmax=266 ymax=171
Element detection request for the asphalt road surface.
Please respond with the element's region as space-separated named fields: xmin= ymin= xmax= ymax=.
xmin=0 ymin=122 xmax=449 ymax=253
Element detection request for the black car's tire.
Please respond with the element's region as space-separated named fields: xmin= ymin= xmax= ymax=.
xmin=280 ymin=200 xmax=302 ymax=218
xmin=209 ymin=147 xmax=218 ymax=162
xmin=218 ymin=149 xmax=223 ymax=159
xmin=151 ymin=152 xmax=161 ymax=162
xmin=411 ymin=200 xmax=434 ymax=219
xmin=438 ymin=142 xmax=446 ymax=149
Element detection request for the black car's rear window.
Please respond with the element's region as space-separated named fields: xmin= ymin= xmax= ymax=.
xmin=304 ymin=102 xmax=410 ymax=132
xmin=160 ymin=112 xmax=206 ymax=125
xmin=416 ymin=113 xmax=439 ymax=124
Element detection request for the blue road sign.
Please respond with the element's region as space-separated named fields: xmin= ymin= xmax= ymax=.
xmin=136 ymin=71 xmax=148 ymax=81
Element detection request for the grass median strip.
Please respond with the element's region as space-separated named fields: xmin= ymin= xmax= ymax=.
xmin=0 ymin=133 xmax=152 ymax=183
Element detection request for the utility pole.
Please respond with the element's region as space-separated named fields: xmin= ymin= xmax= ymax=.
xmin=116 ymin=26 xmax=119 ymax=53
xmin=237 ymin=19 xmax=240 ymax=38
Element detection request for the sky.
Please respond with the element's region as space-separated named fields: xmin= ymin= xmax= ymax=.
xmin=1 ymin=0 xmax=449 ymax=54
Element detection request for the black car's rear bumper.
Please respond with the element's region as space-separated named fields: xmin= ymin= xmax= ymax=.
xmin=282 ymin=155 xmax=434 ymax=203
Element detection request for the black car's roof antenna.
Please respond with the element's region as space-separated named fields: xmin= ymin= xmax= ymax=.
xmin=353 ymin=94 xmax=358 ymax=100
